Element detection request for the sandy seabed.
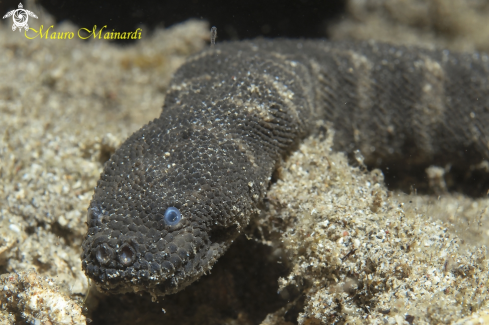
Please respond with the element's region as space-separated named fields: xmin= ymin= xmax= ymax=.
xmin=2 ymin=1 xmax=489 ymax=324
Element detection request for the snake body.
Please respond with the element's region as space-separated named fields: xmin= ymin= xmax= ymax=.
xmin=81 ymin=40 xmax=489 ymax=297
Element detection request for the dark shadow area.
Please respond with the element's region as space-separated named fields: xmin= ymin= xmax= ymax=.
xmin=14 ymin=0 xmax=348 ymax=43
xmin=88 ymin=234 xmax=295 ymax=325
xmin=380 ymin=163 xmax=489 ymax=198
xmin=340 ymin=143 xmax=489 ymax=198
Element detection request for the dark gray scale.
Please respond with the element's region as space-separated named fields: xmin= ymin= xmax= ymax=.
xmin=81 ymin=39 xmax=489 ymax=297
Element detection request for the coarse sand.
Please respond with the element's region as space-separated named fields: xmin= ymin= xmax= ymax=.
xmin=1 ymin=1 xmax=489 ymax=324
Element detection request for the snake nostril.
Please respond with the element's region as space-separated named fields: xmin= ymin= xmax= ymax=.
xmin=119 ymin=243 xmax=136 ymax=266
xmin=96 ymin=243 xmax=113 ymax=265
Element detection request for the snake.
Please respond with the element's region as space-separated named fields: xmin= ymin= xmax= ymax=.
xmin=81 ymin=39 xmax=489 ymax=297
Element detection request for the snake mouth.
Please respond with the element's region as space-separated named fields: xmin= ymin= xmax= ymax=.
xmin=83 ymin=241 xmax=229 ymax=297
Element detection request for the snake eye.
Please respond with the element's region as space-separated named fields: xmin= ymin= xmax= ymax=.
xmin=87 ymin=203 xmax=105 ymax=226
xmin=164 ymin=207 xmax=182 ymax=226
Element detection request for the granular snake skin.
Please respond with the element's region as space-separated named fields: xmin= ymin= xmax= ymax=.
xmin=81 ymin=40 xmax=489 ymax=297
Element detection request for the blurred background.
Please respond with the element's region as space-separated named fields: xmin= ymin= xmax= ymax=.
xmin=0 ymin=0 xmax=345 ymax=42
